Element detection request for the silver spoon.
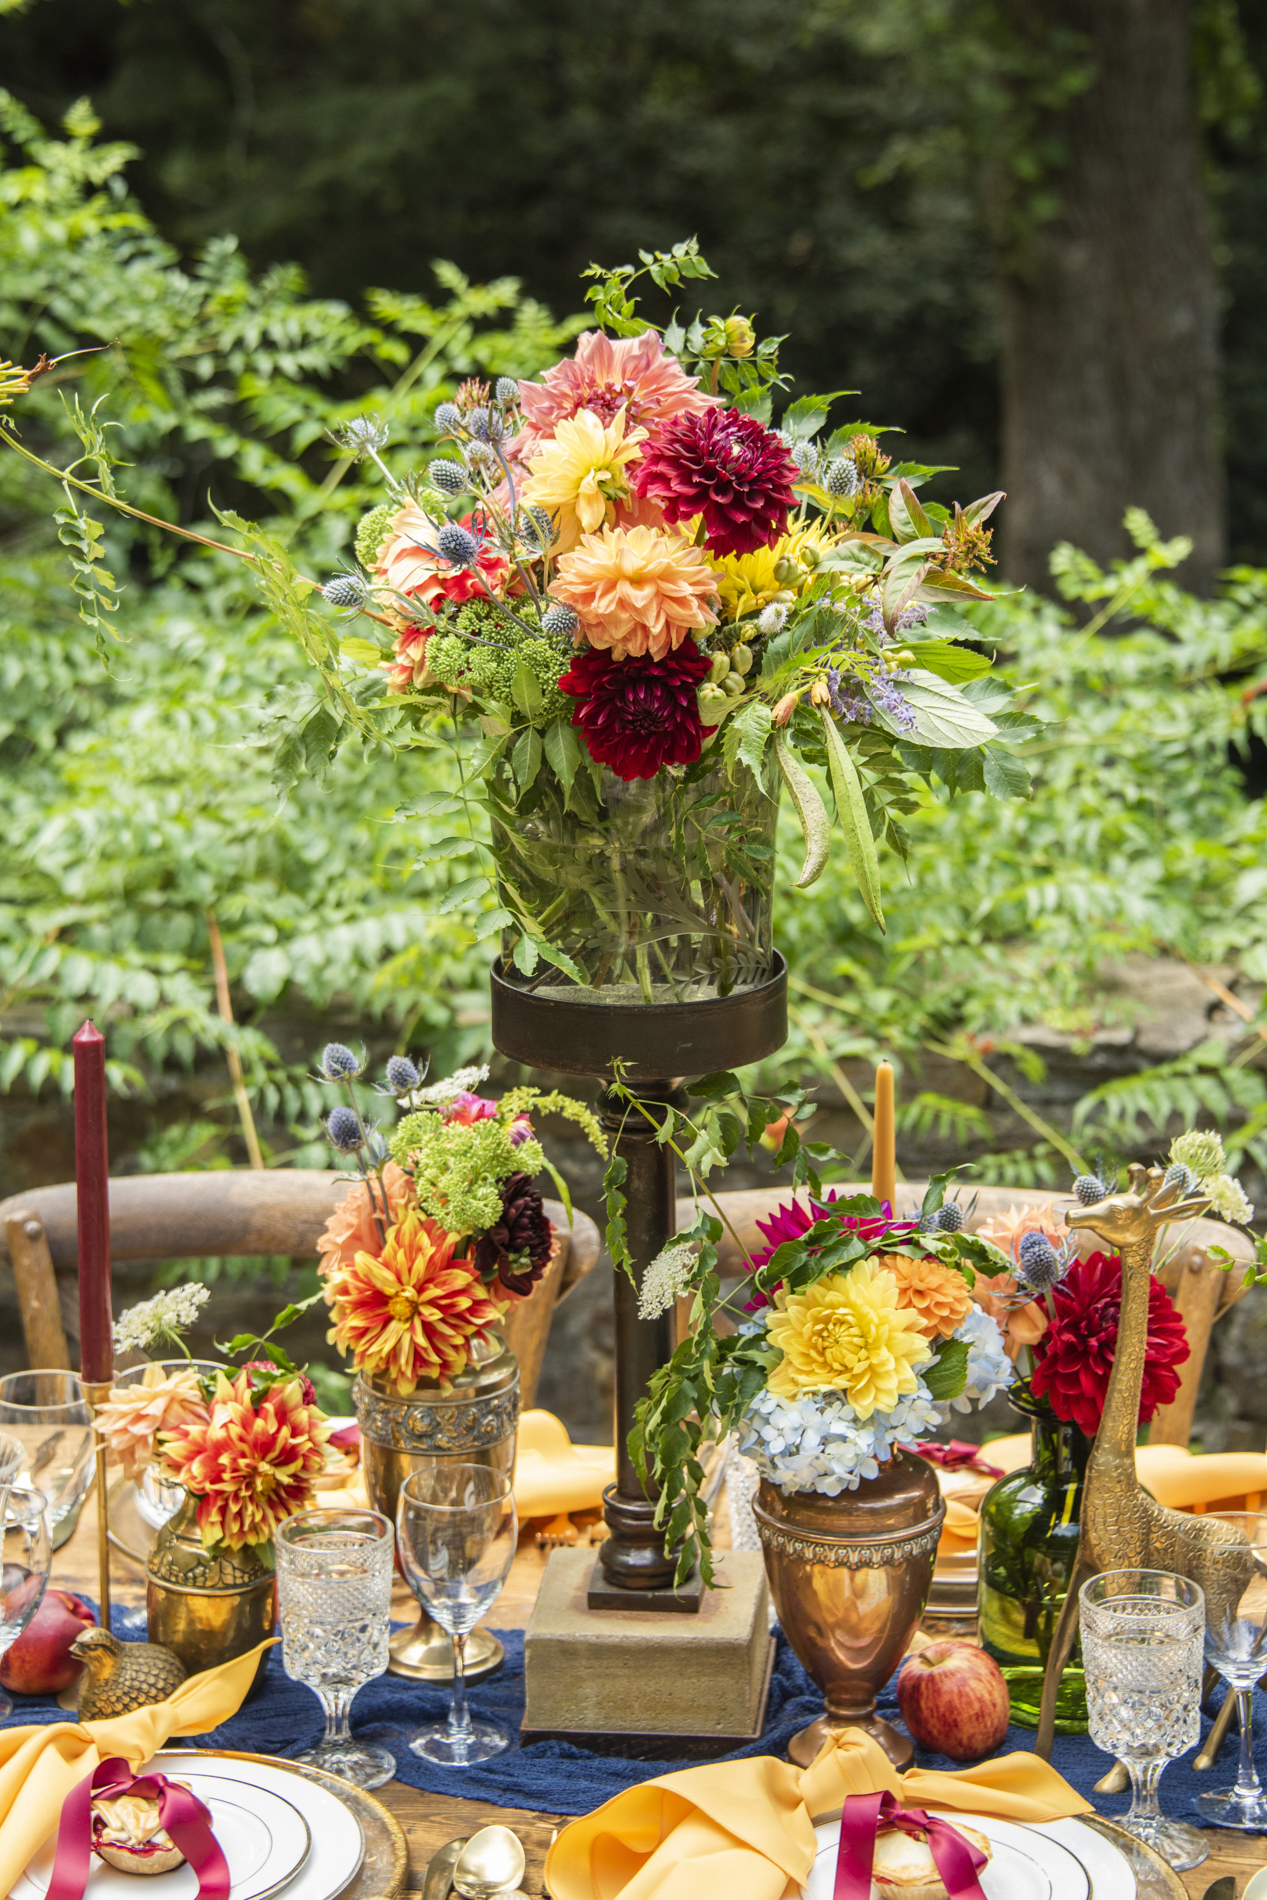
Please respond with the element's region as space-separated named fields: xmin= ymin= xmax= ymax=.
xmin=423 ymin=1836 xmax=469 ymax=1900
xmin=452 ymin=1825 xmax=526 ymax=1899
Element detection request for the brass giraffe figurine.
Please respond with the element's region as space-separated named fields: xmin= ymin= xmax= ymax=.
xmin=1035 ymin=1162 xmax=1253 ymax=1760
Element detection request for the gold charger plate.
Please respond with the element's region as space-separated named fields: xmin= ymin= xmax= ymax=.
xmin=202 ymin=1751 xmax=407 ymax=1900
xmin=1067 ymin=1816 xmax=1186 ymax=1900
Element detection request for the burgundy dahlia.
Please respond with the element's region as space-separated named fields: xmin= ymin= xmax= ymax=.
xmin=1029 ymin=1251 xmax=1189 ymax=1436
xmin=559 ymin=642 xmax=714 ymax=780
xmin=630 ymin=409 xmax=799 ymax=557
xmin=474 ymin=1172 xmax=554 ymax=1298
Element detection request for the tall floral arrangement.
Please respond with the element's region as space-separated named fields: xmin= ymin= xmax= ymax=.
xmin=306 ymin=242 xmax=1035 ymax=985
xmin=311 ymin=1042 xmax=605 ymax=1395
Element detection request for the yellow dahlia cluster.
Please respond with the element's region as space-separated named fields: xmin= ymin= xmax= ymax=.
xmin=327 ymin=1205 xmax=506 ymax=1395
xmin=159 ymin=1371 xmax=330 ymax=1551
xmin=766 ymin=1257 xmax=932 ymax=1418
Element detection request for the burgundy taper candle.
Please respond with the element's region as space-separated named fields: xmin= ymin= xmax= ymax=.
xmin=73 ymin=1020 xmax=113 ymax=1382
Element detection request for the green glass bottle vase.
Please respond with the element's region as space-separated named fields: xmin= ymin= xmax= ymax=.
xmin=978 ymin=1401 xmax=1091 ymax=1732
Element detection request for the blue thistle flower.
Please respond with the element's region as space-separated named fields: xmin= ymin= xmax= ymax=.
xmin=1074 ymin=1172 xmax=1110 ymax=1206
xmin=319 ymin=1042 xmax=362 ymax=1080
xmin=437 ymin=524 xmax=480 ymax=568
xmin=428 ymin=460 xmax=467 ymax=496
xmin=541 ymin=602 xmax=580 ymax=637
xmin=433 ymin=402 xmax=461 ymax=433
xmin=466 ymin=407 xmax=492 ymax=442
xmin=1016 ymin=1229 xmax=1061 ymax=1290
xmin=385 ymin=1054 xmax=420 ymax=1092
xmin=495 ymin=378 xmax=519 ymax=404
xmin=824 ymin=458 xmax=860 ymax=497
xmin=1162 ymin=1161 xmax=1196 ymax=1197
xmin=935 ymin=1203 xmax=964 ymax=1233
xmin=322 ymin=573 xmax=369 ymax=608
xmin=326 ymin=1106 xmax=364 ymax=1152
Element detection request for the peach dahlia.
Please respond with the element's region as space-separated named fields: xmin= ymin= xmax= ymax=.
xmin=550 ymin=524 xmax=719 ymax=661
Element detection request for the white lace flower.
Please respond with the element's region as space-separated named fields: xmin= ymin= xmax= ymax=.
xmin=113 ymin=1285 xmax=210 ymax=1355
xmin=1205 ymin=1172 xmax=1255 ymax=1226
xmin=402 ymin=1063 xmax=491 ymax=1109
xmin=637 ymin=1243 xmax=698 ymax=1320
xmin=944 ymin=1305 xmax=1014 ymax=1416
xmin=1170 ymin=1129 xmax=1227 ymax=1183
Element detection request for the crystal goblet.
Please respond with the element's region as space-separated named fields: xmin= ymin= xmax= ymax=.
xmin=1080 ymin=1568 xmax=1207 ymax=1871
xmin=1193 ymin=1511 xmax=1267 ymax=1829
xmin=0 ymin=1486 xmax=52 ymax=1718
xmin=396 ymin=1464 xmax=517 ymax=1766
xmin=0 ymin=1372 xmax=94 ymax=1545
xmin=275 ymin=1507 xmax=396 ymax=1789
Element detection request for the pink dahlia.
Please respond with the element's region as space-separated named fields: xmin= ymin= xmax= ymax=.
xmin=446 ymin=1091 xmax=532 ymax=1146
xmin=513 ymin=329 xmax=716 ymax=459
xmin=630 ymin=409 xmax=799 ymax=558
xmin=559 ymin=642 xmax=714 ymax=780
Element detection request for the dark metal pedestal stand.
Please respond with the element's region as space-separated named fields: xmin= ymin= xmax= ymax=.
xmin=490 ymin=952 xmax=788 ymax=1604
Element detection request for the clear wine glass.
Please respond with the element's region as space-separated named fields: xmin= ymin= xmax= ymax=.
xmin=1192 ymin=1511 xmax=1267 ymax=1829
xmin=275 ymin=1507 xmax=396 ymax=1790
xmin=396 ymin=1464 xmax=518 ymax=1766
xmin=1080 ymin=1568 xmax=1207 ymax=1871
xmin=0 ymin=1487 xmax=52 ymax=1717
xmin=0 ymin=1373 xmax=94 ymax=1546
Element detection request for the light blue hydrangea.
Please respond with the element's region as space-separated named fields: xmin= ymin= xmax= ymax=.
xmin=735 ymin=1378 xmax=942 ymax=1498
xmin=943 ymin=1305 xmax=1015 ymax=1415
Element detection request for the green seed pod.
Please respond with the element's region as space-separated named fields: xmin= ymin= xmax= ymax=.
xmin=773 ymin=558 xmax=800 ymax=586
xmin=708 ymin=652 xmax=731 ymax=684
xmin=722 ymin=671 xmax=746 ymax=698
xmin=730 ymin=642 xmax=754 ymax=676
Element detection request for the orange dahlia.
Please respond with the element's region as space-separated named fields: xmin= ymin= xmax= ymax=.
xmin=316 ymin=1161 xmax=416 ymax=1287
xmin=159 ymin=1371 xmax=330 ymax=1551
xmin=328 ymin=1206 xmax=506 ymax=1394
xmin=889 ymin=1256 xmax=975 ymax=1339
xmin=550 ymin=524 xmax=719 ymax=661
xmin=513 ymin=329 xmax=716 ymax=459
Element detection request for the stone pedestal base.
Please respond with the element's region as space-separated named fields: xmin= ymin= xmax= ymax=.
xmin=522 ymin=1547 xmax=774 ymax=1756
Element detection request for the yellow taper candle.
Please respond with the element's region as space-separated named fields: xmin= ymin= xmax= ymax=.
xmin=871 ymin=1059 xmax=896 ymax=1211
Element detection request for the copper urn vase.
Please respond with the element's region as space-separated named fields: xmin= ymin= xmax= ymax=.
xmin=754 ymin=1450 xmax=944 ymax=1768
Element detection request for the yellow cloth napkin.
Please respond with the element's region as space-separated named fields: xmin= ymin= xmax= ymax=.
xmin=0 ymin=1638 xmax=274 ymax=1896
xmin=514 ymin=1410 xmax=615 ymax=1519
xmin=544 ymin=1726 xmax=1092 ymax=1900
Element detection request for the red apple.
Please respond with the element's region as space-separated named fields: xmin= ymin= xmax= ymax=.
xmin=0 ymin=1589 xmax=96 ymax=1695
xmin=897 ymin=1641 xmax=1011 ymax=1760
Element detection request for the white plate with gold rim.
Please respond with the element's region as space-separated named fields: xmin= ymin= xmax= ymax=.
xmin=151 ymin=1755 xmax=365 ymax=1900
xmin=15 ymin=1774 xmax=310 ymax=1900
xmin=804 ymin=1811 xmax=1102 ymax=1900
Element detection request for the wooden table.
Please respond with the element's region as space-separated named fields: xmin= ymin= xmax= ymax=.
xmin=51 ymin=1485 xmax=1266 ymax=1898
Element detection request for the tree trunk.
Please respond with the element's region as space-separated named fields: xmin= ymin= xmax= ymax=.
xmin=998 ymin=0 xmax=1223 ymax=593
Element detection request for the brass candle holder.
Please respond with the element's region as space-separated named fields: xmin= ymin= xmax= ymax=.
xmin=84 ymin=1378 xmax=113 ymax=1632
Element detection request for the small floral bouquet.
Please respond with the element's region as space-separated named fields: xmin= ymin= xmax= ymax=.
xmin=97 ymin=1287 xmax=331 ymax=1556
xmin=312 ymin=1042 xmax=604 ymax=1393
xmin=972 ymin=1129 xmax=1255 ymax=1437
xmin=634 ymin=1174 xmax=1015 ymax=1581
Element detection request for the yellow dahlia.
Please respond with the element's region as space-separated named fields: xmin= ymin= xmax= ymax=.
xmin=551 ymin=524 xmax=719 ymax=661
xmin=159 ymin=1371 xmax=330 ymax=1551
xmin=97 ymin=1365 xmax=208 ymax=1482
xmin=328 ymin=1206 xmax=506 ymax=1395
xmin=707 ymin=519 xmax=839 ymax=621
xmin=521 ymin=407 xmax=647 ymax=554
xmin=766 ymin=1257 xmax=932 ymax=1418
xmin=889 ymin=1255 xmax=974 ymax=1339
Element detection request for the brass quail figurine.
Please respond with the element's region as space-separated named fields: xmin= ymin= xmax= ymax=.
xmin=70 ymin=1627 xmax=188 ymax=1718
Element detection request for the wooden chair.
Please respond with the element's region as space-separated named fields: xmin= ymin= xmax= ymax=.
xmin=0 ymin=1171 xmax=601 ymax=1409
xmin=682 ymin=1181 xmax=1257 ymax=1447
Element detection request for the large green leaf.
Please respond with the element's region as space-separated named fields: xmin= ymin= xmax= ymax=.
xmin=898 ymin=639 xmax=991 ymax=684
xmin=873 ymin=670 xmax=1000 ymax=748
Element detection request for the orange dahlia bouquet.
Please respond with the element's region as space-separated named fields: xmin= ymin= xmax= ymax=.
xmin=311 ymin=1040 xmax=605 ymax=1395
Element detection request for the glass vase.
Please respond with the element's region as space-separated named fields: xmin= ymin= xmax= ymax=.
xmin=978 ymin=1404 xmax=1092 ymax=1732
xmin=488 ymin=754 xmax=779 ymax=1002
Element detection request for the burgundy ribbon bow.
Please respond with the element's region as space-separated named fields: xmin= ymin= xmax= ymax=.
xmin=833 ymin=1790 xmax=989 ymax=1900
xmin=902 ymin=1440 xmax=1003 ymax=1478
xmin=50 ymin=1759 xmax=230 ymax=1900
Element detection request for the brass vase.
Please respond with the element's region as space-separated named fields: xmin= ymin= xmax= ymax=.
xmin=354 ymin=1334 xmax=520 ymax=1681
xmin=146 ymin=1491 xmax=276 ymax=1679
xmin=755 ymin=1451 xmax=944 ymax=1769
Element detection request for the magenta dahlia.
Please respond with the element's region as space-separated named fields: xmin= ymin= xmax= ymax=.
xmin=559 ymin=643 xmax=714 ymax=780
xmin=630 ymin=409 xmax=799 ymax=558
xmin=745 ymin=1193 xmax=920 ymax=1309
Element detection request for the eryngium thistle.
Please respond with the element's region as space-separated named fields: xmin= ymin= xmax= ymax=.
xmin=428 ymin=459 xmax=466 ymax=496
xmin=385 ymin=1055 xmax=420 ymax=1093
xmin=935 ymin=1203 xmax=964 ymax=1233
xmin=466 ymin=406 xmax=494 ymax=441
xmin=1162 ymin=1161 xmax=1196 ymax=1197
xmin=322 ymin=573 xmax=369 ymax=608
xmin=495 ymin=377 xmax=519 ymax=403
xmin=824 ymin=458 xmax=861 ymax=497
xmin=433 ymin=401 xmax=461 ymax=433
xmin=332 ymin=414 xmax=390 ymax=456
xmin=541 ymin=601 xmax=580 ymax=637
xmin=1016 ymin=1229 xmax=1061 ymax=1290
xmin=326 ymin=1106 xmax=365 ymax=1152
xmin=319 ymin=1041 xmax=362 ymax=1079
xmin=1074 ymin=1172 xmax=1110 ymax=1206
xmin=518 ymin=504 xmax=558 ymax=549
xmin=436 ymin=523 xmax=480 ymax=567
